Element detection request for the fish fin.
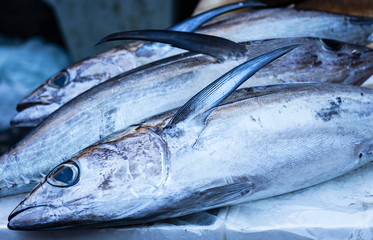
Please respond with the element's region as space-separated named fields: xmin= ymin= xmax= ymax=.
xmin=196 ymin=181 xmax=254 ymax=208
xmin=165 ymin=44 xmax=299 ymax=129
xmin=168 ymin=1 xmax=266 ymax=32
xmin=96 ymin=30 xmax=246 ymax=62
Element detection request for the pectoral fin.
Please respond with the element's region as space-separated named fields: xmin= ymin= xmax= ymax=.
xmin=97 ymin=30 xmax=246 ymax=62
xmin=196 ymin=181 xmax=254 ymax=208
xmin=165 ymin=45 xmax=299 ymax=129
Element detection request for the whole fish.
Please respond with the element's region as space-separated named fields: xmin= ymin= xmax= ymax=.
xmin=1 ymin=33 xmax=373 ymax=197
xmin=8 ymin=47 xmax=373 ymax=230
xmin=13 ymin=7 xmax=373 ymax=127
xmin=11 ymin=1 xmax=264 ymax=127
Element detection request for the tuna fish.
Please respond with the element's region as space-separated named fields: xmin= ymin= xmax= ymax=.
xmin=11 ymin=1 xmax=264 ymax=127
xmin=1 ymin=33 xmax=373 ymax=198
xmin=8 ymin=46 xmax=373 ymax=230
xmin=13 ymin=7 xmax=373 ymax=127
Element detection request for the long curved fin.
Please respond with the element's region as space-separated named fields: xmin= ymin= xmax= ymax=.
xmin=168 ymin=1 xmax=266 ymax=32
xmin=165 ymin=45 xmax=299 ymax=129
xmin=97 ymin=30 xmax=246 ymax=61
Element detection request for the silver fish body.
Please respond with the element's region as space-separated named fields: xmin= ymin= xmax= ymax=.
xmin=11 ymin=0 xmax=264 ymax=127
xmin=13 ymin=7 xmax=373 ymax=126
xmin=8 ymin=83 xmax=373 ymax=230
xmin=197 ymin=7 xmax=373 ymax=44
xmin=1 ymin=37 xmax=373 ymax=197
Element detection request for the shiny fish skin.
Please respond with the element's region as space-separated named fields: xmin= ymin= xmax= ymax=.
xmin=13 ymin=7 xmax=373 ymax=127
xmin=11 ymin=0 xmax=264 ymax=127
xmin=1 ymin=37 xmax=373 ymax=197
xmin=197 ymin=7 xmax=373 ymax=44
xmin=8 ymin=83 xmax=373 ymax=230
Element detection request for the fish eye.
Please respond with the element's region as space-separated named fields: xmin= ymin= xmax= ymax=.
xmin=48 ymin=71 xmax=70 ymax=88
xmin=318 ymin=39 xmax=343 ymax=51
xmin=47 ymin=162 xmax=80 ymax=187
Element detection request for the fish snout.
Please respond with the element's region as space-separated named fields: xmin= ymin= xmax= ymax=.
xmin=8 ymin=183 xmax=57 ymax=230
xmin=17 ymin=99 xmax=44 ymax=112
xmin=16 ymin=69 xmax=71 ymax=112
xmin=16 ymin=90 xmax=56 ymax=112
xmin=8 ymin=205 xmax=50 ymax=230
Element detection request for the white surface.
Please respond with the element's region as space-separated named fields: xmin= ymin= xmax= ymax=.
xmin=225 ymin=161 xmax=373 ymax=240
xmin=0 ymin=37 xmax=70 ymax=130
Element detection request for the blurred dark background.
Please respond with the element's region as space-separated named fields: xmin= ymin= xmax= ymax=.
xmin=0 ymin=0 xmax=299 ymax=62
xmin=0 ymin=0 xmax=64 ymax=46
xmin=0 ymin=0 xmax=201 ymax=59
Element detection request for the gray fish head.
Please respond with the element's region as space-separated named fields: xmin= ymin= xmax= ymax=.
xmin=12 ymin=69 xmax=78 ymax=127
xmin=8 ymin=127 xmax=169 ymax=230
xmin=314 ymin=38 xmax=373 ymax=85
xmin=16 ymin=71 xmax=68 ymax=111
xmin=12 ymin=50 xmax=136 ymax=127
xmin=11 ymin=79 xmax=61 ymax=126
xmin=273 ymin=38 xmax=373 ymax=85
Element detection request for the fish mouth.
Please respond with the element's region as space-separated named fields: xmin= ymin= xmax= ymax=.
xmin=7 ymin=204 xmax=134 ymax=230
xmin=7 ymin=200 xmax=175 ymax=230
xmin=7 ymin=196 xmax=167 ymax=230
xmin=16 ymin=101 xmax=46 ymax=112
xmin=7 ymin=204 xmax=92 ymax=231
xmin=11 ymin=104 xmax=60 ymax=127
xmin=16 ymin=87 xmax=57 ymax=112
xmin=8 ymin=205 xmax=49 ymax=230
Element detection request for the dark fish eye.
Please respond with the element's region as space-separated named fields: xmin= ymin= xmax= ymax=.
xmin=318 ymin=39 xmax=343 ymax=51
xmin=48 ymin=71 xmax=70 ymax=88
xmin=47 ymin=162 xmax=80 ymax=187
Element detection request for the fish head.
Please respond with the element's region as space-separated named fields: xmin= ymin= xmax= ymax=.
xmin=313 ymin=38 xmax=373 ymax=85
xmin=12 ymin=49 xmax=137 ymax=127
xmin=11 ymin=71 xmax=67 ymax=126
xmin=8 ymin=126 xmax=169 ymax=230
xmin=240 ymin=37 xmax=373 ymax=86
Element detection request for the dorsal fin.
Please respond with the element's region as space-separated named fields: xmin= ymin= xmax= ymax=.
xmin=96 ymin=30 xmax=246 ymax=61
xmin=168 ymin=1 xmax=266 ymax=32
xmin=165 ymin=45 xmax=299 ymax=129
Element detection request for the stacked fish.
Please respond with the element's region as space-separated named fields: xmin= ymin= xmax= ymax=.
xmin=1 ymin=1 xmax=373 ymax=230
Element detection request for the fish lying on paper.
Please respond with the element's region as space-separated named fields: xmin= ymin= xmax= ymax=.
xmin=1 ymin=33 xmax=373 ymax=198
xmin=12 ymin=6 xmax=373 ymax=127
xmin=8 ymin=47 xmax=373 ymax=230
